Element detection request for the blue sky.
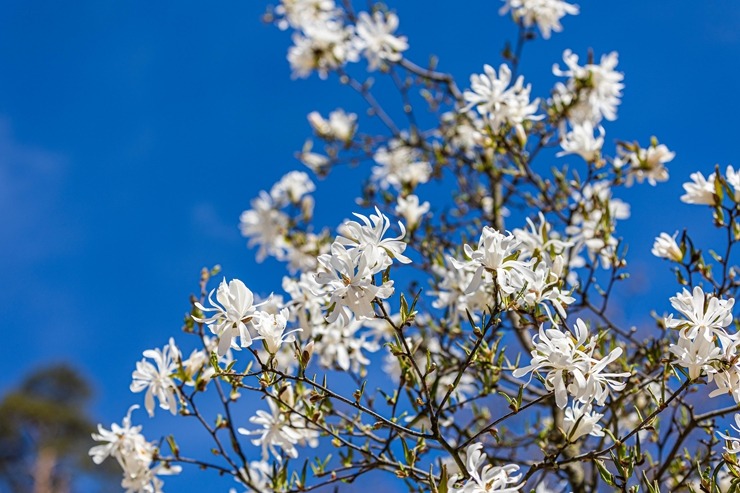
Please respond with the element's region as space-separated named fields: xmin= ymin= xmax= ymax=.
xmin=2 ymin=1 xmax=740 ymax=491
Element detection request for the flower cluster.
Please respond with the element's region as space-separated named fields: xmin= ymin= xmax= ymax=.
xmin=277 ymin=0 xmax=407 ymax=78
xmin=89 ymin=1 xmax=740 ymax=491
xmin=514 ymin=319 xmax=629 ymax=409
xmin=681 ymin=164 xmax=740 ymax=206
xmin=667 ymin=287 xmax=739 ymax=400
xmin=90 ymin=406 xmax=181 ymax=493
xmin=240 ymin=171 xmax=329 ymax=271
xmin=445 ymin=222 xmax=573 ymax=323
xmin=463 ymin=63 xmax=542 ymax=139
xmin=307 ymin=108 xmax=357 ymax=143
xmin=372 ymin=140 xmax=432 ymax=191
xmin=194 ymin=277 xmax=301 ymax=358
xmin=238 ymin=384 xmax=319 ymax=462
xmin=315 ymin=207 xmax=410 ymax=325
xmin=552 ymin=49 xmax=624 ymax=126
xmin=449 ymin=442 xmax=523 ymax=493
xmin=566 ymin=180 xmax=630 ymax=268
xmin=614 ymin=138 xmax=675 ymax=186
xmin=499 ymin=0 xmax=579 ymax=39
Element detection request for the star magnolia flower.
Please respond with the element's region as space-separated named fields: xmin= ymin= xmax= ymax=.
xmin=253 ymin=308 xmax=302 ymax=354
xmin=372 ymin=142 xmax=432 ymax=190
xmin=90 ymin=406 xmax=181 ymax=493
xmin=130 ymin=338 xmax=181 ymax=417
xmin=90 ymin=405 xmax=150 ymax=467
xmin=669 ymin=326 xmax=722 ymax=380
xmin=287 ymin=17 xmax=358 ymax=79
xmin=552 ymin=50 xmax=623 ymax=125
xmin=395 ymin=194 xmax=430 ymax=229
xmin=307 ymin=108 xmax=357 ymax=142
xmin=614 ymin=140 xmax=675 ymax=186
xmin=664 ymin=286 xmax=735 ymax=343
xmin=269 ymin=170 xmax=315 ymax=207
xmin=718 ymin=413 xmax=740 ymax=455
xmin=273 ymin=0 xmax=337 ymax=31
xmin=335 ymin=207 xmax=411 ymax=271
xmin=463 ymin=63 xmax=542 ymax=137
xmin=194 ymin=278 xmax=259 ymax=356
xmin=354 ymin=10 xmax=408 ymax=70
xmin=238 ymin=385 xmax=319 ymax=461
xmin=450 ymin=226 xmax=532 ymax=295
xmin=312 ymin=317 xmax=379 ymax=371
xmin=557 ymin=122 xmax=604 ymax=163
xmin=680 ymin=171 xmax=716 ymax=205
xmin=725 ymin=165 xmax=740 ymax=201
xmin=708 ymin=340 xmax=740 ymax=403
xmin=510 ymin=260 xmax=575 ymax=323
xmin=563 ymin=401 xmax=605 ymax=442
xmin=239 ymin=192 xmax=290 ymax=262
xmin=513 ymin=319 xmax=628 ymax=408
xmin=448 ymin=442 xmax=523 ymax=493
xmin=499 ymin=0 xmax=579 ymax=39
xmin=651 ymin=232 xmax=683 ymax=262
xmin=315 ymin=242 xmax=395 ymax=325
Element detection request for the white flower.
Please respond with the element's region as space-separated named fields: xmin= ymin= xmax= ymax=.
xmin=669 ymin=326 xmax=722 ymax=379
xmin=298 ymin=142 xmax=331 ymax=174
xmin=194 ymin=278 xmax=259 ymax=356
xmin=449 ymin=227 xmax=532 ymax=295
xmin=372 ymin=142 xmax=432 ymax=190
xmin=513 ymin=319 xmax=629 ymax=408
xmin=614 ymin=141 xmax=675 ymax=186
xmin=354 ymin=11 xmax=408 ymax=70
xmin=681 ymin=171 xmax=716 ymax=205
xmin=336 ymin=207 xmax=411 ymax=271
xmin=563 ymin=401 xmax=604 ymax=442
xmin=121 ymin=461 xmax=181 ymax=493
xmin=664 ymin=286 xmax=735 ymax=343
xmin=718 ymin=413 xmax=740 ymax=455
xmin=566 ymin=180 xmax=630 ymax=269
xmin=130 ymin=338 xmax=181 ymax=417
xmin=269 ymin=171 xmax=315 ymax=207
xmin=287 ymin=17 xmax=358 ymax=79
xmin=431 ymin=257 xmax=492 ymax=323
xmin=283 ymin=272 xmax=329 ymax=337
xmin=253 ymin=308 xmax=302 ymax=354
xmin=232 ymin=461 xmax=273 ymax=492
xmin=307 ymin=108 xmax=357 ymax=142
xmin=313 ymin=317 xmax=379 ymax=371
xmin=651 ymin=232 xmax=683 ymax=262
xmin=315 ymin=242 xmax=395 ymax=325
xmin=552 ymin=50 xmax=623 ymax=125
xmin=509 ymin=260 xmax=575 ymax=323
xmin=500 ymin=0 xmax=579 ymax=39
xmin=463 ymin=63 xmax=542 ymax=137
xmin=726 ymin=165 xmax=740 ymax=201
xmin=449 ymin=442 xmax=523 ymax=493
xmin=556 ymin=122 xmax=604 ymax=162
xmin=239 ymin=192 xmax=289 ymax=262
xmin=90 ymin=405 xmax=150 ymax=467
xmin=273 ymin=0 xmax=337 ymax=31
xmin=90 ymin=406 xmax=180 ymax=493
xmin=180 ymin=345 xmax=216 ymax=386
xmin=680 ymin=171 xmax=716 ymax=205
xmin=395 ymin=194 xmax=430 ymax=229
xmin=238 ymin=385 xmax=319 ymax=461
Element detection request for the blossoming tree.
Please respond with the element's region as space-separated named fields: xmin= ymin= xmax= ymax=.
xmin=91 ymin=1 xmax=740 ymax=492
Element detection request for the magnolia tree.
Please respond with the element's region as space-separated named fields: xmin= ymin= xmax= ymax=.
xmin=90 ymin=1 xmax=740 ymax=492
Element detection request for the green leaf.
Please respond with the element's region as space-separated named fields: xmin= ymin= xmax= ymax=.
xmin=595 ymin=459 xmax=615 ymax=486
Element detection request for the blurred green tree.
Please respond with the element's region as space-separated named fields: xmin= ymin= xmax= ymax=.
xmin=0 ymin=365 xmax=104 ymax=493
